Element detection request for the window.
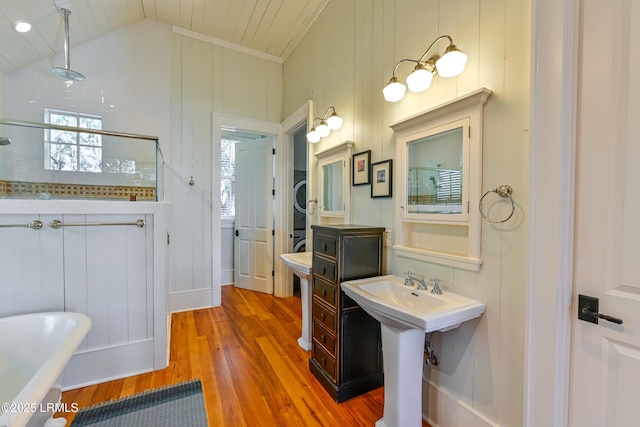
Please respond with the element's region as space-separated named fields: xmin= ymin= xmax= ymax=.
xmin=221 ymin=138 xmax=236 ymax=217
xmin=45 ymin=109 xmax=103 ymax=172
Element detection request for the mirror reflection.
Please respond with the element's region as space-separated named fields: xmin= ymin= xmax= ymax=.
xmin=407 ymin=127 xmax=463 ymax=214
xmin=322 ymin=160 xmax=343 ymax=212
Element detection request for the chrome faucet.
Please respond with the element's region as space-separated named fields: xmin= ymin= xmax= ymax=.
xmin=430 ymin=277 xmax=443 ymax=295
xmin=404 ymin=271 xmax=427 ymax=290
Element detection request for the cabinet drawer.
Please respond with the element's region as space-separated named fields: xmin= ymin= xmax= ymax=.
xmin=313 ymin=235 xmax=337 ymax=258
xmin=314 ymin=256 xmax=337 ymax=283
xmin=313 ymin=321 xmax=337 ymax=356
xmin=312 ymin=298 xmax=337 ymax=332
xmin=313 ymin=276 xmax=337 ymax=307
xmin=313 ymin=342 xmax=337 ymax=382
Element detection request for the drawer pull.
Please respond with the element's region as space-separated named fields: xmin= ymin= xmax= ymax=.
xmin=322 ymin=357 xmax=327 ymax=367
xmin=322 ymin=266 xmax=326 ymax=275
xmin=323 ymin=243 xmax=327 ymax=251
xmin=322 ymin=288 xmax=327 ymax=298
xmin=321 ymin=334 xmax=326 ymax=343
xmin=321 ymin=312 xmax=326 ymax=321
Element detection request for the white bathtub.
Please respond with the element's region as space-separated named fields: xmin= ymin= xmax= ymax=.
xmin=0 ymin=312 xmax=91 ymax=427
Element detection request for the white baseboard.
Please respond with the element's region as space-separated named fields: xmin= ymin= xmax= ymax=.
xmin=62 ymin=339 xmax=154 ymax=390
xmin=169 ymin=288 xmax=214 ymax=312
xmin=423 ymin=381 xmax=498 ymax=427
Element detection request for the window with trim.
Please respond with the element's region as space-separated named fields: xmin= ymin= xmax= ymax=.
xmin=44 ymin=108 xmax=103 ymax=172
xmin=221 ymin=138 xmax=237 ymax=217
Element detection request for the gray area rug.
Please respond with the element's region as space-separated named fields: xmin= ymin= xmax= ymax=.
xmin=70 ymin=379 xmax=207 ymax=427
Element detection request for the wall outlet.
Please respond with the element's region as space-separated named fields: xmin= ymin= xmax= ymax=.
xmin=384 ymin=230 xmax=391 ymax=247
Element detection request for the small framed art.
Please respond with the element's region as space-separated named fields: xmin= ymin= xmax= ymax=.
xmin=352 ymin=150 xmax=371 ymax=186
xmin=371 ymin=159 xmax=392 ymax=198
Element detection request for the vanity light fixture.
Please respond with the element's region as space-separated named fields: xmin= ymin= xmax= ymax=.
xmin=306 ymin=106 xmax=343 ymax=143
xmin=383 ymin=35 xmax=468 ymax=103
xmin=14 ymin=20 xmax=32 ymax=33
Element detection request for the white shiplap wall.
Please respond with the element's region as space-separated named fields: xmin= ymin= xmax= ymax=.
xmin=284 ymin=1 xmax=531 ymax=426
xmin=169 ymin=28 xmax=282 ymax=310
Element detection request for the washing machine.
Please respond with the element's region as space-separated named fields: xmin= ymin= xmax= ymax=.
xmin=294 ymin=170 xmax=307 ymax=231
xmin=293 ymin=230 xmax=306 ymax=253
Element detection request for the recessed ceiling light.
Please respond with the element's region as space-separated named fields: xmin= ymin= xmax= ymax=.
xmin=14 ymin=21 xmax=32 ymax=33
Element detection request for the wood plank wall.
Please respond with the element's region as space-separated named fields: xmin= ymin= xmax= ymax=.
xmin=283 ymin=1 xmax=531 ymax=425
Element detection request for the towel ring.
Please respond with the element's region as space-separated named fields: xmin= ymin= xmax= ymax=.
xmin=479 ymin=184 xmax=515 ymax=223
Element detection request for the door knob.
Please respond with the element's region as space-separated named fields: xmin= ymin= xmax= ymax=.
xmin=578 ymin=294 xmax=623 ymax=325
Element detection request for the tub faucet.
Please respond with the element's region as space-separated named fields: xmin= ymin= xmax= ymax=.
xmin=404 ymin=271 xmax=427 ymax=290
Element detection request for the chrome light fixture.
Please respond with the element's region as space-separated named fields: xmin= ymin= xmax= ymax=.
xmin=307 ymin=106 xmax=343 ymax=143
xmin=383 ymin=35 xmax=467 ymax=103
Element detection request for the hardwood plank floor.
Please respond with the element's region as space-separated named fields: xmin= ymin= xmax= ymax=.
xmin=58 ymin=285 xmax=430 ymax=426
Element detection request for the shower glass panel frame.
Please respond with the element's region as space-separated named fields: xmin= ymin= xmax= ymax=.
xmin=0 ymin=118 xmax=164 ymax=201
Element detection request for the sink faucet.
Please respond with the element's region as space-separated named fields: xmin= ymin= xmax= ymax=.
xmin=430 ymin=277 xmax=444 ymax=295
xmin=404 ymin=271 xmax=427 ymax=290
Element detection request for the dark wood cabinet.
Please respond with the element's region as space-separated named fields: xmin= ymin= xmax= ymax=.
xmin=309 ymin=224 xmax=385 ymax=402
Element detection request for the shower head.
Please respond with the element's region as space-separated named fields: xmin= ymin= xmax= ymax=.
xmin=50 ymin=8 xmax=85 ymax=82
xmin=0 ymin=137 xmax=11 ymax=145
xmin=51 ymin=66 xmax=85 ymax=81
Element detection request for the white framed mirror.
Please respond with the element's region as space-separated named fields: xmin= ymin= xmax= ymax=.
xmin=392 ymin=88 xmax=491 ymax=271
xmin=314 ymin=141 xmax=353 ymax=222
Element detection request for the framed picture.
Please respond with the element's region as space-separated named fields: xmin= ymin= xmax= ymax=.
xmin=371 ymin=159 xmax=393 ymax=198
xmin=352 ymin=150 xmax=371 ymax=185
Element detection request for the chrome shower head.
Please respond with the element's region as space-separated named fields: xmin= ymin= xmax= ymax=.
xmin=51 ymin=66 xmax=85 ymax=81
xmin=0 ymin=137 xmax=11 ymax=145
xmin=50 ymin=8 xmax=85 ymax=82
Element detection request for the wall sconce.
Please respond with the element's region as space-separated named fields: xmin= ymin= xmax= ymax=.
xmin=383 ymin=35 xmax=468 ymax=102
xmin=307 ymin=106 xmax=343 ymax=143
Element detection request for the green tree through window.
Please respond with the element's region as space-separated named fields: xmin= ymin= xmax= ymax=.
xmin=45 ymin=109 xmax=102 ymax=172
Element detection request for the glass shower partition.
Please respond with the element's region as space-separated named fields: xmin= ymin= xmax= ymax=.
xmin=0 ymin=118 xmax=163 ymax=201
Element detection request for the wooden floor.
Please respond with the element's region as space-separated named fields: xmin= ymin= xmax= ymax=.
xmin=58 ymin=285 xmax=430 ymax=426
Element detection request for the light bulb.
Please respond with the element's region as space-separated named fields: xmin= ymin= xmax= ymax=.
xmin=435 ymin=45 xmax=467 ymax=78
xmin=406 ymin=65 xmax=433 ymax=92
xmin=383 ymin=77 xmax=406 ymax=102
xmin=14 ymin=21 xmax=31 ymax=33
xmin=326 ymin=112 xmax=343 ymax=130
xmin=307 ymin=128 xmax=320 ymax=143
xmin=316 ymin=121 xmax=330 ymax=137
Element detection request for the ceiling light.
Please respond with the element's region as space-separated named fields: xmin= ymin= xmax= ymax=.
xmin=14 ymin=21 xmax=32 ymax=33
xmin=383 ymin=35 xmax=467 ymax=102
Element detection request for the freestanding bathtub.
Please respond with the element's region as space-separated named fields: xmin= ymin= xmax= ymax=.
xmin=0 ymin=312 xmax=91 ymax=427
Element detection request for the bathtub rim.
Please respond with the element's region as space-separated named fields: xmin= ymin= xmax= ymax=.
xmin=0 ymin=311 xmax=91 ymax=427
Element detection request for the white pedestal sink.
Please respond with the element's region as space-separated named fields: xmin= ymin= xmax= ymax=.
xmin=341 ymin=275 xmax=485 ymax=427
xmin=279 ymin=252 xmax=313 ymax=351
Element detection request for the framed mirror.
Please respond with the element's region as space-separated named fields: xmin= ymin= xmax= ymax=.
xmin=391 ymin=88 xmax=491 ymax=271
xmin=315 ymin=141 xmax=353 ymax=221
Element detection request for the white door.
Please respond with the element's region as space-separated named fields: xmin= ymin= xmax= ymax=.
xmin=234 ymin=137 xmax=274 ymax=294
xmin=569 ymin=1 xmax=640 ymax=425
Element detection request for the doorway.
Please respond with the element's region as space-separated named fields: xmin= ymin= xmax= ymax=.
xmin=212 ymin=114 xmax=281 ymax=305
xmin=291 ymin=128 xmax=308 ymax=295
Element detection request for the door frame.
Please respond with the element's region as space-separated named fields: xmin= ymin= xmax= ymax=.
xmin=525 ymin=0 xmax=578 ymax=425
xmin=212 ymin=113 xmax=281 ymax=305
xmin=276 ymin=101 xmax=313 ymax=297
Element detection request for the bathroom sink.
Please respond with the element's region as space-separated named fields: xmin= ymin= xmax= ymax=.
xmin=341 ymin=275 xmax=485 ymax=427
xmin=279 ymin=252 xmax=312 ymax=280
xmin=341 ymin=275 xmax=485 ymax=333
xmin=280 ymin=252 xmax=313 ymax=351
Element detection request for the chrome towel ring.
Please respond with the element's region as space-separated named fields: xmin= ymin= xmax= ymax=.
xmin=479 ymin=184 xmax=515 ymax=223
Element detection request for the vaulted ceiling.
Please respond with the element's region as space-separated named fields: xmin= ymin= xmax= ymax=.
xmin=0 ymin=0 xmax=329 ymax=75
